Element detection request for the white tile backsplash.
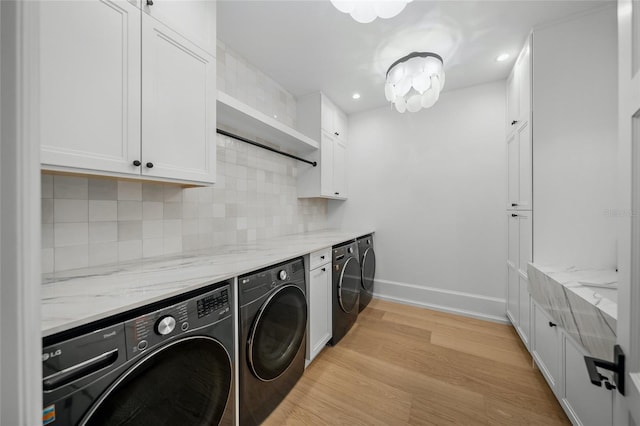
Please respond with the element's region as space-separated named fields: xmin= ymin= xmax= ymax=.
xmin=43 ymin=43 xmax=327 ymax=271
xmin=89 ymin=200 xmax=117 ymax=222
xmin=54 ymin=199 xmax=88 ymax=223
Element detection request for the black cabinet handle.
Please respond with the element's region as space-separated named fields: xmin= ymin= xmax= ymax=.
xmin=334 ymin=192 xmax=339 ymax=195
xmin=321 ymin=267 xmax=326 ymax=272
xmin=146 ymin=162 xmax=154 ymax=169
xmin=334 ymin=132 xmax=339 ymax=136
xmin=511 ymin=214 xmax=518 ymax=217
xmin=549 ymin=321 xmax=557 ymax=327
xmin=584 ymin=345 xmax=626 ymax=395
xmin=320 ymin=256 xmax=325 ymax=259
xmin=132 ymin=160 xmax=141 ymax=167
xmin=146 ymin=0 xmax=153 ymax=5
xmin=511 ymin=120 xmax=518 ymax=126
xmin=511 ymin=203 xmax=518 ymax=207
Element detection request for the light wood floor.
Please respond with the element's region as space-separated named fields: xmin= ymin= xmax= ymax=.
xmin=263 ymin=299 xmax=569 ymax=425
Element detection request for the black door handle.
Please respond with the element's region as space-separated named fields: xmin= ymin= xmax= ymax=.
xmin=132 ymin=160 xmax=141 ymax=167
xmin=146 ymin=162 xmax=154 ymax=169
xmin=511 ymin=203 xmax=518 ymax=207
xmin=146 ymin=0 xmax=154 ymax=5
xmin=548 ymin=321 xmax=557 ymax=327
xmin=334 ymin=192 xmax=339 ymax=195
xmin=511 ymin=214 xmax=518 ymax=217
xmin=584 ymin=345 xmax=625 ymax=395
xmin=511 ymin=120 xmax=518 ymax=125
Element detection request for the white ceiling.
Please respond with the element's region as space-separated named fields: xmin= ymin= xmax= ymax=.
xmin=218 ymin=0 xmax=611 ymax=115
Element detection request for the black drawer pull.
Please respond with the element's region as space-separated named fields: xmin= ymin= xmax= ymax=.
xmin=549 ymin=321 xmax=557 ymax=327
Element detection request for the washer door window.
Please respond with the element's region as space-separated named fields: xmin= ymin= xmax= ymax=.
xmin=83 ymin=337 xmax=231 ymax=426
xmin=361 ymin=247 xmax=376 ymax=291
xmin=249 ymin=285 xmax=307 ymax=382
xmin=338 ymin=257 xmax=361 ymax=313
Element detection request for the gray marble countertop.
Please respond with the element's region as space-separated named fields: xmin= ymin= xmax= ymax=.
xmin=42 ymin=229 xmax=372 ymax=337
xmin=528 ymin=263 xmax=617 ymax=361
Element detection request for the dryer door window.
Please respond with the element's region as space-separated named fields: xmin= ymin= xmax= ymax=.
xmin=83 ymin=337 xmax=232 ymax=426
xmin=338 ymin=257 xmax=361 ymax=313
xmin=248 ymin=285 xmax=307 ymax=382
xmin=361 ymin=247 xmax=376 ymax=291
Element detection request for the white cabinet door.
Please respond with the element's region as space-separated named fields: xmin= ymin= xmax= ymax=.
xmin=507 ymin=123 xmax=532 ymax=210
xmin=518 ymin=210 xmax=532 ymax=277
xmin=142 ymin=0 xmax=217 ymax=56
xmin=308 ymin=265 xmax=332 ymax=363
xmin=334 ymin=110 xmax=348 ymax=144
xmin=518 ymin=276 xmax=530 ymax=347
xmin=40 ymin=0 xmax=141 ymax=176
xmin=507 ymin=212 xmax=519 ymax=267
xmin=141 ymin=13 xmax=216 ymax=183
xmin=563 ymin=334 xmax=613 ymax=426
xmin=532 ymin=302 xmax=560 ymax=392
xmin=333 ymin=141 xmax=347 ymax=199
xmin=517 ymin=122 xmax=532 ymax=210
xmin=506 ymin=67 xmax=519 ymax=132
xmin=507 ymin=132 xmax=519 ymax=210
xmin=507 ymin=266 xmax=519 ymax=326
xmin=320 ymin=97 xmax=334 ymax=135
xmin=517 ymin=40 xmax=531 ymax=125
xmin=507 ymin=212 xmax=519 ymax=324
xmin=320 ymin=132 xmax=334 ymax=197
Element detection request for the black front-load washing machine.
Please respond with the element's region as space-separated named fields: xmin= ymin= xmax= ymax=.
xmin=238 ymin=257 xmax=307 ymax=426
xmin=329 ymin=240 xmax=360 ymax=345
xmin=42 ymin=281 xmax=234 ymax=426
xmin=357 ymin=234 xmax=376 ymax=312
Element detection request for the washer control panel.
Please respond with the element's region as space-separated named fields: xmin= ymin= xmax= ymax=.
xmin=124 ymin=284 xmax=230 ymax=360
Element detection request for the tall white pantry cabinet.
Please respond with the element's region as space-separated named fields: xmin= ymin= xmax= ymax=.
xmin=38 ymin=0 xmax=217 ymax=185
xmin=505 ymin=34 xmax=533 ymax=348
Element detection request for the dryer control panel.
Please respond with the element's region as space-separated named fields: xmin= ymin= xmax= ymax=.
xmin=124 ymin=285 xmax=230 ymax=360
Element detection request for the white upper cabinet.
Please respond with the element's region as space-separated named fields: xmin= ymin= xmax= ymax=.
xmin=39 ymin=0 xmax=217 ymax=185
xmin=141 ymin=13 xmax=216 ymax=183
xmin=40 ymin=0 xmax=141 ymax=175
xmin=506 ymin=106 xmax=532 ymax=209
xmin=320 ymin=96 xmax=348 ymax=144
xmin=141 ymin=0 xmax=217 ymax=56
xmin=506 ymin=34 xmax=532 ymax=134
xmin=297 ymin=92 xmax=348 ymax=199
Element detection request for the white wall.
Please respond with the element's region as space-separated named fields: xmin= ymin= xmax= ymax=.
xmin=328 ymin=81 xmax=507 ymax=321
xmin=533 ymin=6 xmax=618 ymax=269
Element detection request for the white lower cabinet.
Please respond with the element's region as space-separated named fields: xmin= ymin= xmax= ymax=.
xmin=532 ymin=302 xmax=560 ymax=392
xmin=531 ymin=301 xmax=614 ymax=425
xmin=562 ymin=334 xmax=613 ymax=426
xmin=306 ymin=249 xmax=332 ymax=365
xmin=517 ymin=276 xmax=530 ymax=347
xmin=506 ymin=211 xmax=532 ymax=348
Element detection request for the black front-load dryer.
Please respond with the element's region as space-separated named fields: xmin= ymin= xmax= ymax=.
xmin=238 ymin=257 xmax=307 ymax=426
xmin=357 ymin=234 xmax=376 ymax=312
xmin=329 ymin=240 xmax=360 ymax=345
xmin=41 ymin=281 xmax=234 ymax=426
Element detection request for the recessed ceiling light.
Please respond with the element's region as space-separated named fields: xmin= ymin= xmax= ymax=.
xmin=352 ymin=93 xmax=361 ymax=100
xmin=496 ymin=53 xmax=510 ymax=62
xmin=273 ymin=114 xmax=278 ymax=119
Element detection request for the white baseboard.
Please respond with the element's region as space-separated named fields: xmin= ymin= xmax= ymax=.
xmin=372 ymin=278 xmax=508 ymax=324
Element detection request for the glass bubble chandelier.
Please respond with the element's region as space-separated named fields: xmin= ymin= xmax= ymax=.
xmin=330 ymin=0 xmax=413 ymax=24
xmin=385 ymin=52 xmax=446 ymax=113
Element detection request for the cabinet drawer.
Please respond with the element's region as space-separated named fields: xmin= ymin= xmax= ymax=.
xmin=310 ymin=248 xmax=331 ymax=270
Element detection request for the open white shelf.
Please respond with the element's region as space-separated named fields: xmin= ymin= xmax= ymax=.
xmin=216 ymin=91 xmax=319 ymax=154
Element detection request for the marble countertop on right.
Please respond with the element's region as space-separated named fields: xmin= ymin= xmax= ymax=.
xmin=527 ymin=263 xmax=617 ymax=361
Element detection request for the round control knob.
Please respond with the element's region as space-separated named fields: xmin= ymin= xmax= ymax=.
xmin=278 ymin=270 xmax=288 ymax=281
xmin=348 ymin=247 xmax=354 ymax=254
xmin=155 ymin=316 xmax=176 ymax=336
